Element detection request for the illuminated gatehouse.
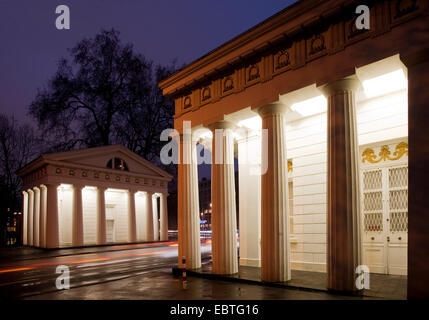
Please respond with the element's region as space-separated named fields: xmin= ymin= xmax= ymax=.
xmin=17 ymin=145 xmax=172 ymax=248
xmin=159 ymin=0 xmax=429 ymax=297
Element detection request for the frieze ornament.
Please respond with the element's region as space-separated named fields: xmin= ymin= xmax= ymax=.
xmin=248 ymin=65 xmax=260 ymax=81
xmin=309 ymin=34 xmax=326 ymax=55
xmin=287 ymin=159 xmax=293 ymax=173
xmin=223 ymin=77 xmax=234 ymax=92
xmin=202 ymin=87 xmax=211 ymax=101
xmin=276 ymin=50 xmax=290 ymax=69
xmin=184 ymin=96 xmax=192 ymax=109
xmin=362 ymin=142 xmax=408 ymax=163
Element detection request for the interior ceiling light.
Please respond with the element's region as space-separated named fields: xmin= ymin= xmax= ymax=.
xmin=290 ymin=95 xmax=327 ymax=117
xmin=362 ymin=69 xmax=407 ymax=99
xmin=238 ymin=116 xmax=262 ymax=129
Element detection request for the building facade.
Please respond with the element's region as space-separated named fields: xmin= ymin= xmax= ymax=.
xmin=159 ymin=0 xmax=429 ymax=297
xmin=17 ymin=145 xmax=172 ymax=248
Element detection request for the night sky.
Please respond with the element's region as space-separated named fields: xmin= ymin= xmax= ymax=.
xmin=0 ymin=0 xmax=296 ymax=123
xmin=0 ymin=1 xmax=297 ymax=180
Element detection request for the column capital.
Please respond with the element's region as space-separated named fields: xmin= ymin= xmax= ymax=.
xmin=27 ymin=188 xmax=34 ymax=194
xmin=45 ymin=183 xmax=60 ymax=189
xmin=97 ymin=186 xmax=107 ymax=192
xmin=73 ymin=184 xmax=85 ymax=190
xmin=257 ymin=103 xmax=288 ymax=117
xmin=208 ymin=120 xmax=236 ymax=131
xmin=128 ymin=188 xmax=138 ymax=194
xmin=319 ymin=77 xmax=361 ymax=96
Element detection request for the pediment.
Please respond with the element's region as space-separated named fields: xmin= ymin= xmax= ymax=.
xmin=43 ymin=145 xmax=171 ymax=179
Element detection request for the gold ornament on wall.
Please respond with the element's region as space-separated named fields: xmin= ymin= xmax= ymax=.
xmin=287 ymin=159 xmax=293 ymax=172
xmin=362 ymin=142 xmax=408 ymax=163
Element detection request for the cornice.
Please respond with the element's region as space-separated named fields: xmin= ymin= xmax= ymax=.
xmin=158 ymin=0 xmax=355 ymax=96
xmin=163 ymin=0 xmax=426 ymax=118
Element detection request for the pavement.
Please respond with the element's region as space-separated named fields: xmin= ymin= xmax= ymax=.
xmin=0 ymin=242 xmax=388 ymax=300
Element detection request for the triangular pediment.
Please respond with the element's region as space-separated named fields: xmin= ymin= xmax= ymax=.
xmin=42 ymin=145 xmax=171 ymax=179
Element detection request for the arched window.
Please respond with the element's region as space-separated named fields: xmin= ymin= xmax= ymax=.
xmin=106 ymin=157 xmax=129 ymax=171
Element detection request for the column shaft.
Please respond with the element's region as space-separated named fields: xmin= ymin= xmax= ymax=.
xmin=177 ymin=134 xmax=201 ymax=269
xmin=72 ymin=185 xmax=84 ymax=247
xmin=45 ymin=184 xmax=59 ymax=248
xmin=22 ymin=191 xmax=28 ymax=245
xmin=160 ymin=193 xmax=168 ymax=241
xmin=211 ymin=122 xmax=238 ymax=275
xmin=97 ymin=187 xmax=107 ymax=245
xmin=403 ymin=53 xmax=429 ymax=299
xmin=258 ymin=104 xmax=290 ymax=282
xmin=39 ymin=186 xmax=47 ymax=248
xmin=145 ymin=192 xmax=154 ymax=241
xmin=321 ymin=78 xmax=361 ymax=292
xmin=33 ymin=187 xmax=40 ymax=247
xmin=153 ymin=195 xmax=159 ymax=241
xmin=27 ymin=189 xmax=34 ymax=246
xmin=128 ymin=190 xmax=137 ymax=243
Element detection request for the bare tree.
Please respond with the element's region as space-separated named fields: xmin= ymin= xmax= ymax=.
xmin=0 ymin=114 xmax=39 ymax=245
xmin=29 ymin=29 xmax=154 ymax=151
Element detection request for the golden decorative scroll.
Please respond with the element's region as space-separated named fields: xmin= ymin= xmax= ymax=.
xmin=287 ymin=159 xmax=293 ymax=172
xmin=362 ymin=142 xmax=408 ymax=163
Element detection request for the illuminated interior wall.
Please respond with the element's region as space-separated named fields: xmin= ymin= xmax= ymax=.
xmin=105 ymin=189 xmax=129 ymax=243
xmin=357 ymin=89 xmax=407 ymax=145
xmin=58 ymin=185 xmax=73 ymax=247
xmin=285 ymin=84 xmax=408 ymax=273
xmin=238 ymin=135 xmax=262 ymax=267
xmin=82 ymin=187 xmax=97 ymax=245
xmin=135 ymin=192 xmax=147 ymax=241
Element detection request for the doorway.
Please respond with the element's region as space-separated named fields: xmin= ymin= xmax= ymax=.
xmin=361 ymin=162 xmax=408 ymax=275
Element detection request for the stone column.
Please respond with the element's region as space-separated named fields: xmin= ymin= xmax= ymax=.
xmin=145 ymin=192 xmax=154 ymax=241
xmin=33 ymin=187 xmax=40 ymax=247
xmin=320 ymin=78 xmax=361 ymax=292
xmin=402 ymin=52 xmax=429 ymax=299
xmin=153 ymin=195 xmax=159 ymax=241
xmin=211 ymin=121 xmax=238 ymax=275
xmin=258 ymin=103 xmax=291 ymax=282
xmin=39 ymin=185 xmax=47 ymax=248
xmin=160 ymin=193 xmax=169 ymax=241
xmin=45 ymin=184 xmax=59 ymax=248
xmin=128 ymin=189 xmax=137 ymax=243
xmin=72 ymin=184 xmax=84 ymax=247
xmin=97 ymin=186 xmax=107 ymax=245
xmin=22 ymin=191 xmax=28 ymax=245
xmin=177 ymin=133 xmax=201 ymax=269
xmin=27 ymin=189 xmax=34 ymax=246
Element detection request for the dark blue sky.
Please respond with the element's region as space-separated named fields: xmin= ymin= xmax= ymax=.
xmin=0 ymin=0 xmax=296 ymax=122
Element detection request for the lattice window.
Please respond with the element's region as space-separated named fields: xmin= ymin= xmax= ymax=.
xmin=389 ymin=167 xmax=408 ymax=188
xmin=389 ymin=190 xmax=408 ymax=210
xmin=363 ymin=170 xmax=382 ymax=190
xmin=364 ymin=212 xmax=383 ymax=231
xmin=390 ymin=212 xmax=408 ymax=232
xmin=364 ymin=191 xmax=383 ymax=211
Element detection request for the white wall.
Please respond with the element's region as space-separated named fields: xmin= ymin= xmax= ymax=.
xmin=105 ymin=189 xmax=129 ymax=243
xmin=286 ymin=112 xmax=327 ymax=272
xmin=283 ymin=88 xmax=408 ymax=272
xmin=58 ymin=186 xmax=73 ymax=247
xmin=135 ymin=192 xmax=147 ymax=241
xmin=238 ymin=134 xmax=261 ymax=267
xmin=82 ymin=187 xmax=97 ymax=245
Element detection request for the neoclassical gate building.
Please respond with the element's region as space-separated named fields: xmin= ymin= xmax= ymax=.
xmin=159 ymin=0 xmax=429 ymax=297
xmin=17 ymin=145 xmax=172 ymax=248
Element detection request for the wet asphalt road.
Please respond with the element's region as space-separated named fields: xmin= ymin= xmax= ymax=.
xmin=0 ymin=241 xmax=212 ymax=299
xmin=0 ymin=242 xmax=369 ymax=300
